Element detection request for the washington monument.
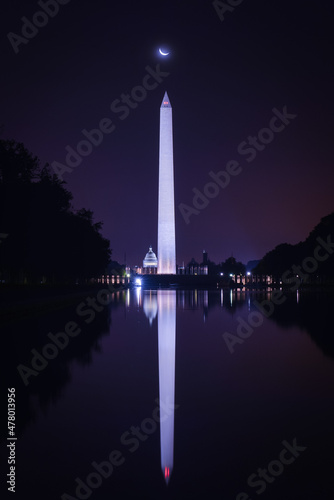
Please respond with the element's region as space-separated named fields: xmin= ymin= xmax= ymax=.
xmin=157 ymin=92 xmax=176 ymax=274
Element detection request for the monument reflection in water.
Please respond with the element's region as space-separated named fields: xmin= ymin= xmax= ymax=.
xmin=143 ymin=290 xmax=176 ymax=484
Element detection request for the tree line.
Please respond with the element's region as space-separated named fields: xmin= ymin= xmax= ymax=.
xmin=0 ymin=139 xmax=111 ymax=284
xmin=254 ymin=212 xmax=334 ymax=280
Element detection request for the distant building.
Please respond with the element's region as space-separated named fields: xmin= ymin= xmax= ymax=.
xmin=142 ymin=246 xmax=158 ymax=274
xmin=179 ymin=250 xmax=209 ymax=275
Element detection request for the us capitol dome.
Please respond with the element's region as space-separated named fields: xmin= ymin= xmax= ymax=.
xmin=143 ymin=246 xmax=158 ymax=270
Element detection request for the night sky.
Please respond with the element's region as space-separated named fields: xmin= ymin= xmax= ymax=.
xmin=2 ymin=0 xmax=333 ymax=267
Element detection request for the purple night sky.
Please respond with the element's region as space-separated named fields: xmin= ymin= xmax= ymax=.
xmin=1 ymin=0 xmax=333 ymax=267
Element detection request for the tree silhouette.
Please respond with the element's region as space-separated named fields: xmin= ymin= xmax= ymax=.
xmin=254 ymin=212 xmax=334 ymax=280
xmin=0 ymin=139 xmax=111 ymax=283
xmin=220 ymin=256 xmax=245 ymax=275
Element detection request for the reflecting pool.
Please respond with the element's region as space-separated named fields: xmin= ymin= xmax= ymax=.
xmin=1 ymin=288 xmax=334 ymax=499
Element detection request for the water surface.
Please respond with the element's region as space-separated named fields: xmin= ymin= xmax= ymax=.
xmin=1 ymin=288 xmax=334 ymax=499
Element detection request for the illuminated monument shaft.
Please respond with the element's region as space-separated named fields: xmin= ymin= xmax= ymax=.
xmin=158 ymin=92 xmax=176 ymax=274
xmin=158 ymin=290 xmax=176 ymax=483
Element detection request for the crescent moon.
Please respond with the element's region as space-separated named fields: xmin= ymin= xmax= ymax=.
xmin=159 ymin=48 xmax=170 ymax=56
